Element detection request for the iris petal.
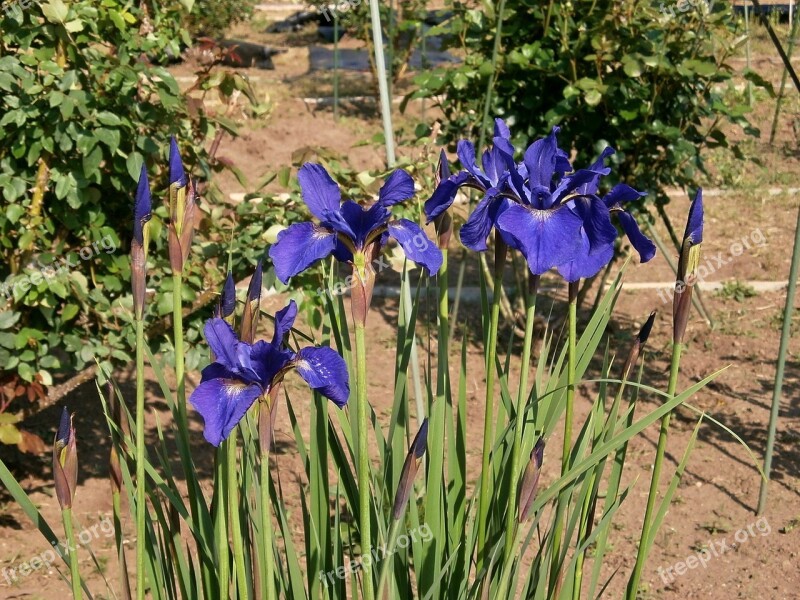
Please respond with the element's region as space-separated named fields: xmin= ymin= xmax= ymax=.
xmin=294 ymin=346 xmax=350 ymax=407
xmin=603 ymin=183 xmax=646 ymax=208
xmin=523 ymin=126 xmax=560 ymax=189
xmin=272 ymin=300 xmax=298 ymax=347
xmin=190 ymin=379 xmax=263 ymax=447
xmin=684 ymin=188 xmax=703 ymax=245
xmin=617 ymin=211 xmax=657 ymax=263
xmin=203 ymin=319 xmax=259 ymax=382
xmin=339 ymin=200 xmax=391 ymax=247
xmin=457 ymin=140 xmax=488 ymax=186
xmin=557 ymin=232 xmax=615 ymax=282
xmin=459 ymin=194 xmax=498 ymax=252
xmin=495 ymin=204 xmax=584 ymax=275
xmin=270 ymin=222 xmax=337 ymax=283
xmin=298 ymin=163 xmax=342 ymax=220
xmin=572 ymin=198 xmax=619 ymax=256
xmin=250 ymin=340 xmax=295 ymax=388
xmin=169 ymin=136 xmax=188 ymax=187
xmin=424 ymin=171 xmax=470 ymax=223
xmin=386 ymin=219 xmax=442 ymax=274
xmin=378 ymin=170 xmax=416 ymax=206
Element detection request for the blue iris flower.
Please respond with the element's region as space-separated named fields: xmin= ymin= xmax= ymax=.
xmin=269 ymin=163 xmax=442 ymax=283
xmin=190 ymin=300 xmax=349 ymax=446
xmin=425 ymin=121 xmax=655 ymax=277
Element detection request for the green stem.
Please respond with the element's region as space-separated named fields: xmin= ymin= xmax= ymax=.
xmin=502 ymin=290 xmax=537 ymax=561
xmin=227 ymin=431 xmax=248 ymax=598
xmin=376 ymin=519 xmax=401 ymax=600
xmin=260 ymin=443 xmax=276 ymax=600
xmin=759 ymin=202 xmax=800 ymax=514
xmin=476 ymin=259 xmax=504 ymax=573
xmin=62 ymin=507 xmax=82 ymax=599
xmin=366 ymin=0 xmax=396 ymax=166
xmin=548 ymin=292 xmax=577 ymax=595
xmin=355 ymin=322 xmax=374 ymax=600
xmin=627 ymin=342 xmax=683 ymax=598
xmin=477 ymin=0 xmax=508 ymax=152
xmin=216 ymin=445 xmax=230 ymax=598
xmin=134 ymin=317 xmax=146 ymax=600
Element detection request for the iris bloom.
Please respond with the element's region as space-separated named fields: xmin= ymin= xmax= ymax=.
xmin=190 ymin=300 xmax=349 ymax=446
xmin=53 ymin=407 xmax=78 ymax=509
xmin=166 ymin=137 xmax=195 ymax=272
xmin=269 ymin=163 xmax=442 ymax=283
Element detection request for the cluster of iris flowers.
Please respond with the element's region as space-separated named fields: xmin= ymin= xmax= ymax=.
xmin=190 ymin=119 xmax=656 ymax=446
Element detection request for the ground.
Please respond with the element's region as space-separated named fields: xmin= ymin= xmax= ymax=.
xmin=1 ymin=5 xmax=800 ymax=600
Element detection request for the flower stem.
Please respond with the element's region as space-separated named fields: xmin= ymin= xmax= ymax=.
xmin=172 ymin=271 xmax=187 ymax=426
xmin=227 ymin=431 xmax=248 ymax=597
xmin=62 ymin=507 xmax=82 ymax=599
xmin=476 ymin=246 xmax=505 ymax=574
xmin=134 ymin=317 xmax=146 ymax=600
xmin=548 ymin=286 xmax=577 ymax=594
xmin=627 ymin=341 xmax=683 ymax=598
xmin=502 ymin=284 xmax=537 ymax=563
xmin=354 ymin=322 xmax=374 ymax=600
xmin=260 ymin=443 xmax=276 ymax=600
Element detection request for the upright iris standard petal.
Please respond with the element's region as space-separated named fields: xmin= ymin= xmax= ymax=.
xmin=169 ymin=136 xmax=188 ymax=188
xmin=191 ymin=379 xmax=263 ymax=446
xmin=496 ymin=204 xmax=584 ymax=275
xmin=272 ymin=299 xmax=298 ymax=347
xmin=133 ymin=164 xmax=151 ymax=246
xmin=523 ymin=126 xmax=560 ymax=189
xmin=204 ymin=319 xmax=260 ymax=381
xmin=338 ymin=201 xmax=391 ymax=247
xmin=378 ymin=170 xmax=416 ymax=206
xmin=294 ymin=346 xmax=350 ymax=407
xmin=270 ymin=222 xmax=338 ymax=283
xmin=456 ymin=139 xmax=486 ymax=185
xmin=298 ymin=163 xmax=343 ymax=220
xmin=386 ymin=219 xmax=443 ymax=274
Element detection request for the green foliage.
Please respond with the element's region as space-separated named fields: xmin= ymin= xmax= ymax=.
xmin=412 ymin=1 xmax=759 ymax=202
xmin=186 ymin=0 xmax=256 ymax=38
xmin=0 ymin=0 xmax=266 ymax=410
xmin=718 ymin=279 xmax=757 ymax=302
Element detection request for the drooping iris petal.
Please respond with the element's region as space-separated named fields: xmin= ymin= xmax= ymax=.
xmin=298 ymin=163 xmax=343 ymax=221
xmin=294 ymin=346 xmax=350 ymax=407
xmin=570 ymin=198 xmax=618 ymax=256
xmin=574 ymin=147 xmax=616 ymax=196
xmin=169 ymin=136 xmax=188 ymax=187
xmin=617 ymin=211 xmax=656 ymax=263
xmin=269 ymin=222 xmax=338 ymax=283
xmin=133 ymin=164 xmax=151 ymax=245
xmin=424 ymin=171 xmax=471 ymax=223
xmin=272 ymin=300 xmax=298 ymax=347
xmin=204 ymin=318 xmax=260 ymax=381
xmin=378 ymin=170 xmax=416 ymax=206
xmin=496 ymin=204 xmax=584 ymax=275
xmin=386 ymin=219 xmax=443 ymax=274
xmin=339 ymin=201 xmax=391 ymax=247
xmin=603 ymin=183 xmax=646 ymax=208
xmin=459 ymin=195 xmax=496 ymax=252
xmin=684 ymin=188 xmax=703 ymax=245
xmin=190 ymin=379 xmax=263 ymax=447
xmin=557 ymin=231 xmax=615 ymax=282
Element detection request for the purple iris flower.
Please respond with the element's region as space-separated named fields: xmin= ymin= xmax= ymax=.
xmin=495 ymin=129 xmax=623 ymax=274
xmin=190 ymin=300 xmax=349 ymax=446
xmin=269 ymin=163 xmax=442 ymax=283
xmin=133 ymin=164 xmax=151 ymax=246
